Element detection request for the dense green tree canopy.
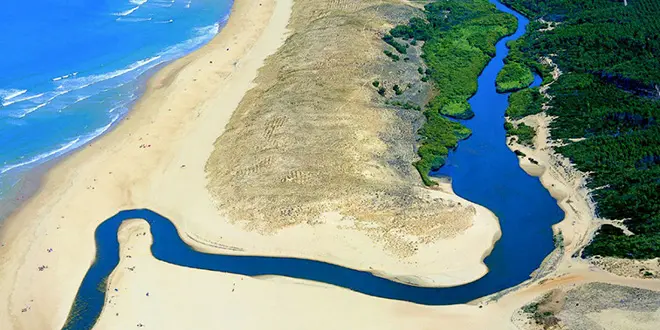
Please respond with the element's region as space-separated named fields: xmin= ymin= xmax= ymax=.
xmin=502 ymin=0 xmax=660 ymax=259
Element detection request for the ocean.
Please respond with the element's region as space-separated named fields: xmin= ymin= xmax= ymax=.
xmin=0 ymin=0 xmax=233 ymax=215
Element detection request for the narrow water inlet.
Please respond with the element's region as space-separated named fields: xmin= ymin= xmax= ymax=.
xmin=63 ymin=1 xmax=565 ymax=328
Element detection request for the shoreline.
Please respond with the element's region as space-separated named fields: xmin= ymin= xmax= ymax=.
xmin=0 ymin=0 xmax=292 ymax=327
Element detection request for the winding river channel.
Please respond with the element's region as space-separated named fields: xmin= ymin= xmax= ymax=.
xmin=63 ymin=1 xmax=564 ymax=329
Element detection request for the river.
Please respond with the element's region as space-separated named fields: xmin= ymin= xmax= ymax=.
xmin=63 ymin=1 xmax=564 ymax=329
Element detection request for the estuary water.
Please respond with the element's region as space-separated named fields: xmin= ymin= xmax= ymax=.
xmin=61 ymin=0 xmax=564 ymax=328
xmin=0 ymin=0 xmax=232 ymax=216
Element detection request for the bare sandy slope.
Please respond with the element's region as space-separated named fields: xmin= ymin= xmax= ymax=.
xmin=0 ymin=0 xmax=501 ymax=328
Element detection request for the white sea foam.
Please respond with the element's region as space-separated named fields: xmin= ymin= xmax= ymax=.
xmin=130 ymin=0 xmax=148 ymax=4
xmin=1 ymin=92 xmax=45 ymax=107
xmin=151 ymin=0 xmax=174 ymax=8
xmin=15 ymin=103 xmax=47 ymax=118
xmin=0 ymin=139 xmax=78 ymax=175
xmin=108 ymin=104 xmax=127 ymax=113
xmin=58 ymin=56 xmax=162 ymax=91
xmin=75 ymin=95 xmax=92 ymax=103
xmin=9 ymin=90 xmax=67 ymax=118
xmin=0 ymin=115 xmax=120 ymax=175
xmin=8 ymin=55 xmax=162 ymax=119
xmin=0 ymin=89 xmax=27 ymax=103
xmin=52 ymin=72 xmax=78 ymax=81
xmin=113 ymin=6 xmax=140 ymax=16
xmin=1 ymin=21 xmax=221 ymax=176
xmin=116 ymin=17 xmax=153 ymax=22
xmin=157 ymin=23 xmax=217 ymax=56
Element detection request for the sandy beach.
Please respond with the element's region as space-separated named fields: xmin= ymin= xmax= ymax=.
xmin=0 ymin=0 xmax=293 ymax=327
xmin=0 ymin=0 xmax=503 ymax=328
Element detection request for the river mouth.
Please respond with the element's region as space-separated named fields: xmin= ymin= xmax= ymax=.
xmin=63 ymin=1 xmax=564 ymax=329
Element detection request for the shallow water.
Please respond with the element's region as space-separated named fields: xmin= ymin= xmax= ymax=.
xmin=61 ymin=0 xmax=564 ymax=328
xmin=0 ymin=0 xmax=232 ymax=215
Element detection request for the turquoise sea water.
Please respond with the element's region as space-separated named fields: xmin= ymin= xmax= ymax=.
xmin=0 ymin=0 xmax=232 ymax=214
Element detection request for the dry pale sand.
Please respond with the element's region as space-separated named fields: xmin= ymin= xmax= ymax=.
xmin=587 ymin=309 xmax=660 ymax=330
xmin=0 ymin=0 xmax=501 ymax=328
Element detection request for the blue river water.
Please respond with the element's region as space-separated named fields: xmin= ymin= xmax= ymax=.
xmin=0 ymin=0 xmax=232 ymax=215
xmin=62 ymin=1 xmax=564 ymax=329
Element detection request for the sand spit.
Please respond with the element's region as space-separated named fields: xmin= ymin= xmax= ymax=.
xmin=0 ymin=0 xmax=500 ymax=328
xmin=95 ymin=220 xmax=501 ymax=330
xmin=96 ymin=220 xmax=660 ymax=330
xmin=202 ymin=0 xmax=500 ymax=286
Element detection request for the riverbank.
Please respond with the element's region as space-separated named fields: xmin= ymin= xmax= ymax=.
xmin=94 ymin=219 xmax=496 ymax=329
xmin=94 ymin=218 xmax=660 ymax=329
xmin=0 ymin=0 xmax=506 ymax=327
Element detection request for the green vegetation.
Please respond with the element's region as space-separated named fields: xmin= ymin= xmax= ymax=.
xmin=390 ymin=17 xmax=433 ymax=40
xmin=503 ymin=0 xmax=660 ymax=87
xmin=377 ymin=86 xmax=386 ymax=96
xmin=500 ymin=0 xmax=660 ymax=258
xmin=383 ymin=50 xmax=400 ymax=61
xmin=383 ymin=34 xmax=408 ymax=54
xmin=416 ymin=109 xmax=472 ymax=186
xmin=387 ymin=100 xmax=422 ymax=111
xmin=505 ymin=87 xmax=543 ymax=119
xmin=440 ymin=101 xmax=473 ymax=119
xmin=553 ymin=231 xmax=564 ymax=249
xmin=504 ymin=37 xmax=554 ymax=84
xmin=393 ymin=84 xmax=403 ymax=95
xmin=505 ymin=121 xmax=535 ymax=146
xmin=390 ymin=0 xmax=516 ymax=185
xmin=513 ymin=149 xmax=526 ymax=157
xmin=521 ymin=295 xmax=560 ymax=328
xmin=372 ymin=80 xmax=380 ymax=88
xmin=496 ymin=62 xmax=534 ymax=92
